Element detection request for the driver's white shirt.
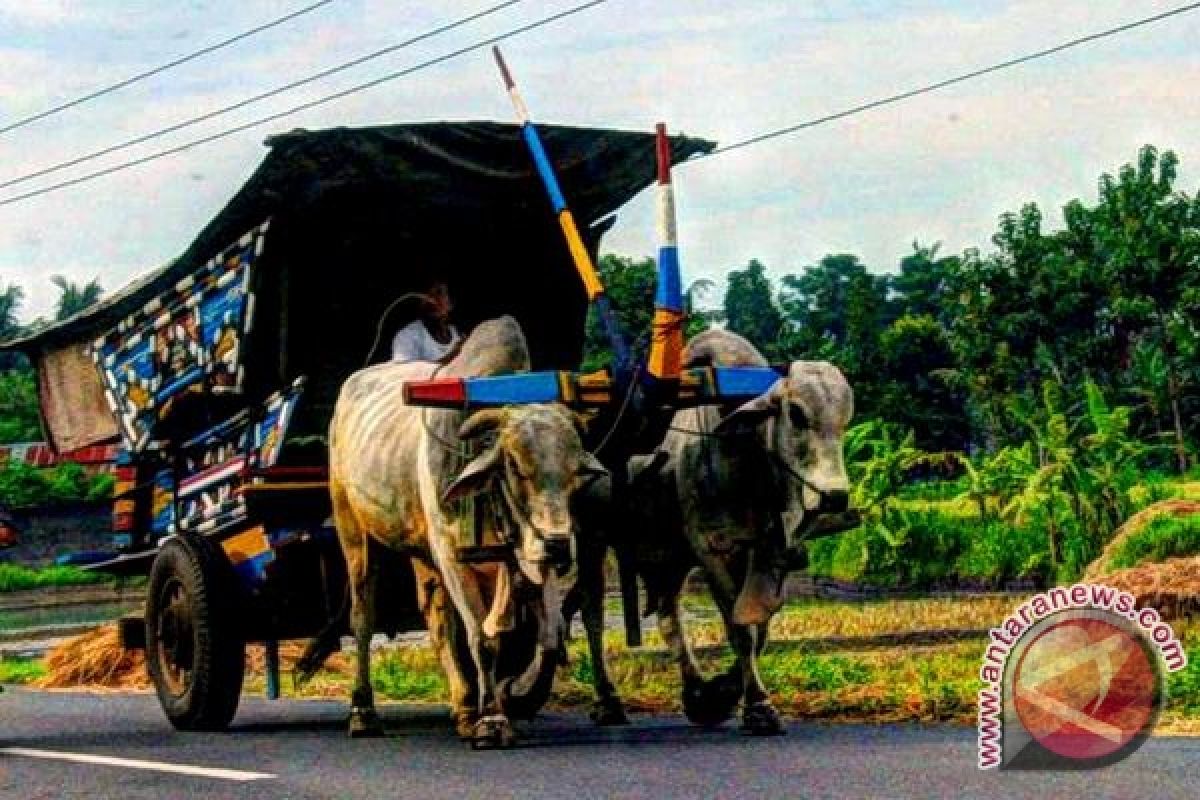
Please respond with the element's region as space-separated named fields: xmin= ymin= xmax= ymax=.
xmin=391 ymin=319 xmax=460 ymax=363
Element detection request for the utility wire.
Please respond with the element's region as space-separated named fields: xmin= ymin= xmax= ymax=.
xmin=0 ymin=0 xmax=525 ymax=191
xmin=1 ymin=0 xmax=1193 ymax=207
xmin=0 ymin=0 xmax=338 ymax=137
xmin=698 ymin=0 xmax=1200 ymax=158
xmin=0 ymin=0 xmax=608 ymax=208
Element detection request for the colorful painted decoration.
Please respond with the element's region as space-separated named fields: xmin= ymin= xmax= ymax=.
xmin=647 ymin=122 xmax=685 ymax=385
xmin=150 ymin=468 xmax=176 ymax=538
xmin=404 ymin=369 xmax=613 ymax=409
xmin=159 ymin=379 xmax=304 ymax=536
xmin=91 ymin=222 xmax=267 ymax=451
xmin=403 ymin=365 xmax=787 ymax=411
xmin=493 ymin=47 xmax=631 ymax=374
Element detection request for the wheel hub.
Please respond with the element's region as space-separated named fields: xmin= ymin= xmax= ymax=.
xmin=156 ymin=577 xmax=195 ymax=696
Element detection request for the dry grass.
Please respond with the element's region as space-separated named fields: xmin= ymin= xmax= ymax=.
xmin=1097 ymin=557 xmax=1200 ymax=621
xmin=36 ymin=625 xmax=356 ymax=694
xmin=35 ymin=625 xmax=148 ymax=690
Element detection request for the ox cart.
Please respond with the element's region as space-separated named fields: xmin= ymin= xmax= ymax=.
xmin=3 ymin=121 xmax=712 ymax=731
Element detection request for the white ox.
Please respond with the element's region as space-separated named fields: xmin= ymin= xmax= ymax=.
xmin=329 ymin=316 xmax=605 ymax=747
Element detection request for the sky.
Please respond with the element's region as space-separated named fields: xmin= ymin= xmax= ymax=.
xmin=1 ymin=0 xmax=1198 ymax=321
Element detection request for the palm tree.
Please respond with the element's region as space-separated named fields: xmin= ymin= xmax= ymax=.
xmin=0 ymin=282 xmax=24 ymax=343
xmin=51 ymin=276 xmax=103 ymax=321
xmin=684 ymin=278 xmax=723 ymax=337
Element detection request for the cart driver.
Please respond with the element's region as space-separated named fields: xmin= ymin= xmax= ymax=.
xmin=391 ymin=279 xmax=461 ymax=364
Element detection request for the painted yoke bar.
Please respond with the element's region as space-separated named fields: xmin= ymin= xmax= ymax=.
xmin=403 ymin=366 xmax=784 ymax=411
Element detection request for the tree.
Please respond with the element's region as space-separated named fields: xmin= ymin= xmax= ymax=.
xmin=723 ymin=259 xmax=784 ymax=358
xmin=1089 ymin=145 xmax=1200 ymax=472
xmin=876 ymin=315 xmax=968 ymax=451
xmin=0 ymin=282 xmax=26 ymax=370
xmin=51 ymin=276 xmax=104 ymax=322
xmin=0 ymin=370 xmax=42 ymax=442
xmin=683 ymin=278 xmax=722 ymax=338
xmin=891 ymin=241 xmax=960 ymax=325
xmin=779 ymin=254 xmax=891 ymax=414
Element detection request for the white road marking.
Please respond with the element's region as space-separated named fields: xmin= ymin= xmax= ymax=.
xmin=0 ymin=747 xmax=275 ymax=781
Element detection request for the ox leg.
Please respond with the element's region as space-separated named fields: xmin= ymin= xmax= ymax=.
xmin=677 ymin=551 xmax=748 ymax=727
xmin=413 ymin=559 xmax=477 ymax=739
xmin=577 ymin=541 xmax=627 ymax=726
xmin=499 ymin=570 xmax=563 ymax=721
xmin=655 ymin=587 xmax=726 ymax=727
xmin=725 ymin=614 xmax=784 ymax=736
xmin=347 ymin=541 xmax=384 ymax=738
xmin=706 ymin=557 xmax=784 ymax=737
xmin=431 ymin=538 xmax=515 ymax=748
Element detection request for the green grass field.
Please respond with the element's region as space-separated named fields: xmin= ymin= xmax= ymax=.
xmin=0 ymin=564 xmax=109 ymax=593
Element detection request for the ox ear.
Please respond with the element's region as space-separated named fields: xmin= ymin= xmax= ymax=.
xmin=442 ymin=445 xmax=501 ymax=504
xmin=714 ymin=390 xmax=779 ymax=435
xmin=577 ymin=451 xmax=609 ymax=480
xmin=458 ymin=408 xmax=510 ymax=441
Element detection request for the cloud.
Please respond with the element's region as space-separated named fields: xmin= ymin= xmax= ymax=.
xmin=2 ymin=0 xmax=1198 ymax=322
xmin=0 ymin=0 xmax=74 ymax=26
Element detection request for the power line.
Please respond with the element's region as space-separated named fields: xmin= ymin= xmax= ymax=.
xmin=1 ymin=0 xmax=1192 ymax=208
xmin=0 ymin=0 xmax=338 ymax=137
xmin=699 ymin=1 xmax=1200 ymax=159
xmin=0 ymin=0 xmax=525 ymax=192
xmin=0 ymin=0 xmax=609 ymax=208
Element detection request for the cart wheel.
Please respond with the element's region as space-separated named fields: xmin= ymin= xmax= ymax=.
xmin=145 ymin=535 xmax=245 ymax=731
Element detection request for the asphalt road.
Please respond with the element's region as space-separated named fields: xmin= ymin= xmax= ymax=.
xmin=0 ymin=689 xmax=1196 ymax=799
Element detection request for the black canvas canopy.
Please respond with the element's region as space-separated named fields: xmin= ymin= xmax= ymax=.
xmin=5 ymin=121 xmax=715 ymax=450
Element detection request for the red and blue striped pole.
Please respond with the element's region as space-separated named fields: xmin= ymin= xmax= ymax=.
xmin=493 ymin=46 xmax=631 ymax=375
xmin=646 ymin=122 xmax=684 ymax=386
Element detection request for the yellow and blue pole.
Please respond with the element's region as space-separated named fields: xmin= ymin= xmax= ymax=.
xmin=493 ymin=46 xmax=631 ymax=375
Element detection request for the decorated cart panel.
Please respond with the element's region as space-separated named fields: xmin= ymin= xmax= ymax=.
xmin=90 ymin=223 xmax=266 ymax=452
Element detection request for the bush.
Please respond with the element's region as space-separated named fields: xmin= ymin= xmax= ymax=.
xmin=1169 ymin=641 xmax=1200 ymax=716
xmin=954 ymin=520 xmax=1048 ymax=587
xmin=0 ymin=564 xmax=108 ymax=592
xmin=0 ymin=657 xmax=46 ymax=684
xmin=0 ymin=460 xmax=113 ymax=509
xmin=1109 ymin=515 xmax=1200 ymax=571
xmin=0 ymin=460 xmax=50 ymax=507
xmin=808 ymin=508 xmax=1050 ymax=590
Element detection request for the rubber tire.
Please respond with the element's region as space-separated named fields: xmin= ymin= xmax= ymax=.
xmin=145 ymin=535 xmax=246 ymax=731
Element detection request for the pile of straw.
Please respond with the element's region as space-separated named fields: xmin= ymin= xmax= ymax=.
xmin=35 ymin=624 xmax=354 ymax=690
xmin=1085 ymin=499 xmax=1200 ymax=580
xmin=35 ymin=624 xmax=150 ymax=690
xmin=1100 ymin=556 xmax=1200 ymax=621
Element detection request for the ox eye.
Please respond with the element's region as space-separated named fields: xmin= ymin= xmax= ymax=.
xmin=787 ymin=404 xmax=809 ymax=430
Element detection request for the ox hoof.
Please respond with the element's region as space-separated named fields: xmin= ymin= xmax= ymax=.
xmin=453 ymin=710 xmax=480 ymax=741
xmin=682 ymin=674 xmax=742 ymax=728
xmin=470 ymin=715 xmax=517 ymax=750
xmin=497 ymin=678 xmax=542 ymax=722
xmin=741 ymin=702 xmax=786 ymax=736
xmin=348 ymin=708 xmax=384 ymax=738
xmin=589 ymin=697 xmax=630 ymax=726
